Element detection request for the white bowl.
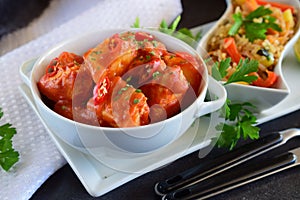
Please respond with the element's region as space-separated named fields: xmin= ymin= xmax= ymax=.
xmin=20 ymin=28 xmax=227 ymax=153
xmin=198 ymin=0 xmax=300 ymax=112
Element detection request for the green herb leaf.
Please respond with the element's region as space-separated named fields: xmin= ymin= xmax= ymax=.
xmin=223 ymin=99 xmax=231 ymax=119
xmin=131 ymin=17 xmax=140 ymax=28
xmin=241 ymin=119 xmax=260 ymax=140
xmin=211 ymin=58 xmax=259 ymax=85
xmin=266 ymin=16 xmax=282 ymax=32
xmin=216 ymin=101 xmax=260 ymax=150
xmin=0 ymin=108 xmax=3 ymax=118
xmin=245 ymin=22 xmax=268 ymax=41
xmin=225 ymin=59 xmax=259 ymax=85
xmin=169 ymin=15 xmax=181 ymax=31
xmin=246 ymin=6 xmax=272 ymax=20
xmin=0 ymin=107 xmax=19 ymax=171
xmin=177 ymin=28 xmax=194 ymax=39
xmin=0 ymin=150 xmax=19 ymax=171
xmin=160 ymin=19 xmax=169 ymax=29
xmin=229 ymin=6 xmax=282 ymax=42
xmin=211 ymin=58 xmax=232 ymax=81
xmin=211 ymin=62 xmax=223 ymax=81
xmin=152 ymin=71 xmax=161 ymax=78
xmin=0 ymin=124 xmax=16 ymax=140
xmin=132 ymin=15 xmax=202 ymax=47
xmin=219 ymin=58 xmax=232 ymax=78
xmin=216 ymin=123 xmax=239 ymax=150
xmin=157 ymin=16 xmax=202 ymax=46
xmin=228 ymin=13 xmax=243 ymax=36
xmin=133 ymin=99 xmax=140 ymax=104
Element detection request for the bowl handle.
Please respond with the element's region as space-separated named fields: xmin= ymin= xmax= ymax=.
xmin=194 ymin=76 xmax=227 ymax=118
xmin=19 ymin=58 xmax=37 ymax=87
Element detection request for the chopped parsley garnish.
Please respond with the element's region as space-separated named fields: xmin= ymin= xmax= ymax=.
xmin=92 ymin=50 xmax=102 ymax=55
xmin=118 ymin=85 xmax=130 ymax=95
xmin=0 ymin=107 xmax=19 ymax=171
xmin=152 ymin=40 xmax=158 ymax=47
xmin=152 ymin=71 xmax=161 ymax=79
xmin=229 ymin=6 xmax=282 ymax=42
xmin=145 ymin=55 xmax=152 ymax=62
xmin=149 ymin=51 xmax=156 ymax=55
xmin=133 ymin=99 xmax=140 ymax=104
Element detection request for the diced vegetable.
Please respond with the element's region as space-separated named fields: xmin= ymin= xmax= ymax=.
xmin=93 ymin=76 xmax=111 ymax=105
xmin=252 ymin=70 xmax=278 ymax=87
xmin=255 ymin=49 xmax=274 ymax=67
xmin=283 ymin=9 xmax=295 ymax=29
xmin=244 ymin=0 xmax=259 ymax=12
xmin=223 ymin=37 xmax=243 ymax=63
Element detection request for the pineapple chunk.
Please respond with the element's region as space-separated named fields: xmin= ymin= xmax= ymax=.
xmin=283 ymin=9 xmax=295 ymax=29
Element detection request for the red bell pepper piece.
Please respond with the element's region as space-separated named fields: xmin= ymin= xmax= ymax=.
xmin=252 ymin=70 xmax=278 ymax=88
xmin=93 ymin=76 xmax=111 ymax=105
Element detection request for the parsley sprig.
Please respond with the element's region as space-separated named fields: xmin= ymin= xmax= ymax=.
xmin=229 ymin=6 xmax=282 ymax=42
xmin=216 ymin=100 xmax=260 ymax=150
xmin=211 ymin=57 xmax=259 ymax=85
xmin=211 ymin=58 xmax=260 ymax=149
xmin=0 ymin=107 xmax=19 ymax=171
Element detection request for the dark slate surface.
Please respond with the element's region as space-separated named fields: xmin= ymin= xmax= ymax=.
xmin=0 ymin=0 xmax=50 ymax=38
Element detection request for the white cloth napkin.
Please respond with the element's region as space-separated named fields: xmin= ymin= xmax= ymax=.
xmin=0 ymin=1 xmax=182 ymax=199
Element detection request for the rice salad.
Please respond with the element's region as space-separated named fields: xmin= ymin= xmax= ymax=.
xmin=207 ymin=0 xmax=297 ymax=88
